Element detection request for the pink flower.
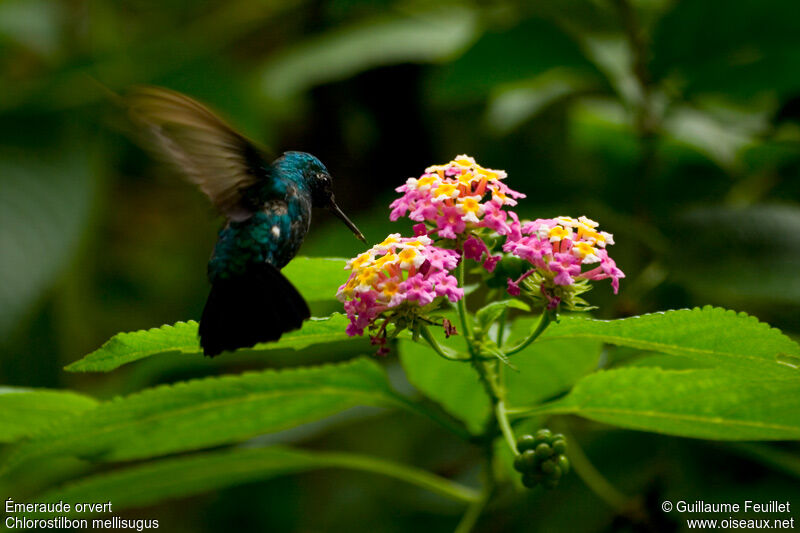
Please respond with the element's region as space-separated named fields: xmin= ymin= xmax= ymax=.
xmin=581 ymin=249 xmax=626 ymax=294
xmin=429 ymin=270 xmax=464 ymax=302
xmin=435 ymin=205 xmax=466 ymax=239
xmin=482 ymin=255 xmax=501 ymax=273
xmin=463 ymin=235 xmax=501 ymax=272
xmin=463 ymin=235 xmax=488 ymax=261
xmin=550 ymin=252 xmax=581 ymax=286
xmin=400 ymin=274 xmax=435 ymax=306
xmin=503 ymin=235 xmax=552 ymax=268
xmin=425 ymin=247 xmax=461 ymax=271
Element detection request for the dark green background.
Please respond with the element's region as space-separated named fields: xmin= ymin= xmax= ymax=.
xmin=1 ymin=0 xmax=799 ymax=531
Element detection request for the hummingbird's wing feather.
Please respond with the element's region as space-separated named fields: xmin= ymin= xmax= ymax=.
xmin=127 ymin=86 xmax=272 ymax=221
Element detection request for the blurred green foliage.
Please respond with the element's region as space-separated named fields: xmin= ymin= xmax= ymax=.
xmin=2 ymin=0 xmax=800 ymax=531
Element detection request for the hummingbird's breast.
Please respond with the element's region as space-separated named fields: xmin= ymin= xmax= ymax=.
xmin=207 ymin=186 xmax=311 ymax=281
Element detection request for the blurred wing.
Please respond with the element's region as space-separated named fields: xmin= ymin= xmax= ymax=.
xmin=127 ymin=86 xmax=271 ymax=221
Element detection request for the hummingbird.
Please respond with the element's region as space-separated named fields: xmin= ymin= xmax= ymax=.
xmin=127 ymin=87 xmax=366 ymax=357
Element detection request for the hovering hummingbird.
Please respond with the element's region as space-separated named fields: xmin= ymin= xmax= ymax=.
xmin=127 ymin=87 xmax=366 ymax=357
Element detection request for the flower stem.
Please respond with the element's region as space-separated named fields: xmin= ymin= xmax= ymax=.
xmin=495 ymin=308 xmax=507 ymax=347
xmin=557 ymin=424 xmax=630 ymax=512
xmin=502 ymin=307 xmax=555 ymax=356
xmin=419 ymin=325 xmax=469 ymax=362
xmin=456 ymin=260 xmax=475 ymax=356
xmin=496 ymin=400 xmax=518 ymax=455
xmin=454 ymin=489 xmax=490 ymax=533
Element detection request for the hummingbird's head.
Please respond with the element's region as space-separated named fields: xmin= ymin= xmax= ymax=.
xmin=285 ymin=151 xmax=366 ymax=244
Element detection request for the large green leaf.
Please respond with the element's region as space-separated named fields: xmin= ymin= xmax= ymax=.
xmin=527 ymin=307 xmax=800 ymax=377
xmin=33 ymin=446 xmax=479 ymax=511
xmin=515 ymin=366 xmax=800 ymax=440
xmin=0 ymin=388 xmax=98 ymax=443
xmin=66 ymin=313 xmax=354 ymax=373
xmin=504 ymin=336 xmax=602 ymax=407
xmin=282 ymin=257 xmax=348 ymax=303
xmin=398 ymin=335 xmax=489 ymax=435
xmin=4 ymin=358 xmax=409 ymax=471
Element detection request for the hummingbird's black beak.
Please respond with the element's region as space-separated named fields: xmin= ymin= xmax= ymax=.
xmin=329 ymin=198 xmax=367 ymax=244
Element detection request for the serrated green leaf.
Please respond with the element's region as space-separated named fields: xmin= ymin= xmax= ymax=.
xmin=282 ymin=257 xmax=348 ymax=303
xmin=515 ymin=366 xmax=800 ymax=440
xmin=398 ymin=334 xmax=488 ymax=435
xmin=66 ymin=313 xmax=354 ymax=373
xmin=504 ymin=335 xmax=602 ymax=407
xmin=5 ymin=358 xmax=409 ymax=471
xmin=527 ymin=307 xmax=800 ymax=377
xmin=35 ymin=446 xmax=479 ymax=511
xmin=0 ymin=388 xmax=98 ymax=443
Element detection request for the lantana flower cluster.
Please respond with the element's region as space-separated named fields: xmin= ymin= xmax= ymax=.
xmin=339 ymin=155 xmax=624 ymax=349
xmin=336 ymin=234 xmax=463 ymax=352
xmin=390 ymin=155 xmax=525 ymax=240
xmin=504 ymin=216 xmax=625 ymax=309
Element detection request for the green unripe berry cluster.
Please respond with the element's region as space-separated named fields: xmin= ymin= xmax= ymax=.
xmin=513 ymin=429 xmax=569 ymax=489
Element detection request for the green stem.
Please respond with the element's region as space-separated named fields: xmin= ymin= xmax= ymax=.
xmin=318 ymin=450 xmax=481 ymax=504
xmin=495 ymin=308 xmax=507 ymax=347
xmin=419 ymin=325 xmax=469 ymax=362
xmin=496 ymin=400 xmax=518 ymax=455
xmin=472 ymin=359 xmax=518 ymax=456
xmin=558 ymin=424 xmax=630 ymax=512
xmin=456 ymin=260 xmax=476 ymax=358
xmin=503 ymin=308 xmax=555 ymax=356
xmin=454 ymin=491 xmax=490 ymax=533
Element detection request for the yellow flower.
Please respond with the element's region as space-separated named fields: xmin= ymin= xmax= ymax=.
xmin=380 ymin=280 xmax=399 ymax=298
xmin=548 ymin=225 xmax=572 ymax=242
xmin=398 ymin=247 xmax=424 ymax=269
xmin=347 ymin=252 xmax=373 ymax=270
xmin=573 ymin=241 xmax=600 ymax=263
xmin=416 ymin=174 xmax=439 ymax=190
xmin=433 ymin=182 xmax=459 ymax=200
xmin=458 ymin=196 xmax=483 ymax=223
xmin=374 ymin=252 xmax=398 ymax=270
xmin=356 ymin=268 xmax=379 ymax=287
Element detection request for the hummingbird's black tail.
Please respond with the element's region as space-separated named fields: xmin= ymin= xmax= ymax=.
xmin=199 ymin=263 xmax=310 ymax=357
